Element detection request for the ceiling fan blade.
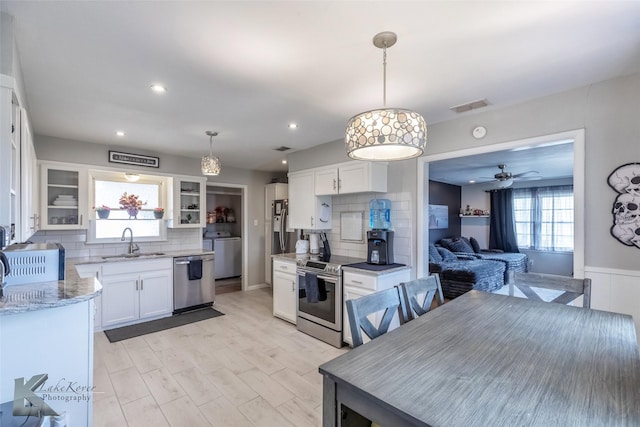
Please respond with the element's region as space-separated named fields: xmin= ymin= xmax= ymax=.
xmin=512 ymin=170 xmax=539 ymax=178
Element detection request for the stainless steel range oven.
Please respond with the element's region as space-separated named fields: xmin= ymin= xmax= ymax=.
xmin=296 ymin=255 xmax=363 ymax=348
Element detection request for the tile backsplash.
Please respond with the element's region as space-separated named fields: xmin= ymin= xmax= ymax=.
xmin=28 ymin=228 xmax=202 ymax=259
xmin=324 ymin=191 xmax=413 ymax=266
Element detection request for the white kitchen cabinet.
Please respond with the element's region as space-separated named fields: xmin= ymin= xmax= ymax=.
xmin=169 ymin=176 xmax=206 ymax=228
xmin=19 ymin=109 xmax=39 ymax=241
xmin=288 ymin=170 xmax=332 ymax=230
xmin=265 ymin=182 xmax=288 ymax=220
xmin=342 ymin=267 xmax=410 ymax=347
xmin=314 ymin=161 xmax=387 ymax=196
xmin=40 ymin=162 xmax=88 ymax=229
xmin=272 ymin=258 xmax=297 ymax=324
xmin=101 ymin=258 xmax=173 ymax=329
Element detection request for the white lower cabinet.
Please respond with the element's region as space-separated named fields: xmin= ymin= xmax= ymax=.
xmin=272 ymin=258 xmax=297 ymax=324
xmin=342 ymin=268 xmax=410 ymax=347
xmin=100 ymin=258 xmax=173 ymax=329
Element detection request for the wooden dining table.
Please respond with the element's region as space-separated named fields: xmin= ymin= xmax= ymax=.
xmin=319 ymin=290 xmax=640 ymax=426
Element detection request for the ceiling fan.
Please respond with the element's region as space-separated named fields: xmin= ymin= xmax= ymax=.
xmin=481 ymin=164 xmax=539 ymax=188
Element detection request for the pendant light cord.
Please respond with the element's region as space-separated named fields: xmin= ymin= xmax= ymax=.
xmin=382 ymin=43 xmax=387 ymax=108
xmin=209 ymin=134 xmax=213 ymax=157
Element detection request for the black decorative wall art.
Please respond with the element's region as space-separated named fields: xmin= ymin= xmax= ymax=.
xmin=608 ymin=163 xmax=640 ymax=249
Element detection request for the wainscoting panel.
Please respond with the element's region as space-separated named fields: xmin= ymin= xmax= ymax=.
xmin=585 ymin=266 xmax=640 ymax=343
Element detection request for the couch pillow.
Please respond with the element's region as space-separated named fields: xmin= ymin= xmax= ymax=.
xmin=448 ymin=237 xmax=474 ymax=253
xmin=469 ymin=237 xmax=481 ymax=253
xmin=438 ymin=237 xmax=455 ymax=251
xmin=429 ymin=244 xmax=443 ymax=263
xmin=437 ymin=247 xmax=458 ymax=262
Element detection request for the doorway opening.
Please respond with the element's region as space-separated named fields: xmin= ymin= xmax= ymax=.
xmin=417 ymin=129 xmax=585 ymax=279
xmin=205 ymin=182 xmax=248 ymax=293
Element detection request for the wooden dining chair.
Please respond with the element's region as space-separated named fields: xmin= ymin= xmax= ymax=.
xmin=399 ymin=275 xmax=445 ymax=321
xmin=510 ymin=272 xmax=592 ymax=308
xmin=346 ymin=287 xmax=408 ymax=348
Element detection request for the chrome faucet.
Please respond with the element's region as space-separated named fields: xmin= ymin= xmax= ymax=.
xmin=121 ymin=227 xmax=139 ymax=255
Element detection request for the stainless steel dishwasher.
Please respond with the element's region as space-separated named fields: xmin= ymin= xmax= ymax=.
xmin=173 ymin=254 xmax=215 ymax=313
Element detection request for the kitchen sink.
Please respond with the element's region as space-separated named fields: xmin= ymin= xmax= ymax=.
xmin=102 ymin=252 xmax=166 ymax=260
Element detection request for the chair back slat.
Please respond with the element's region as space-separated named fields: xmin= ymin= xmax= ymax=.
xmin=399 ymin=275 xmax=444 ymax=321
xmin=346 ymin=287 xmax=407 ymax=348
xmin=512 ymin=272 xmax=591 ymax=308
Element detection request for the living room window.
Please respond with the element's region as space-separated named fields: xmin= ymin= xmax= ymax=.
xmin=513 ymin=185 xmax=573 ymax=252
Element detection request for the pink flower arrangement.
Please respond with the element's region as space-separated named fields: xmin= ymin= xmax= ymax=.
xmin=119 ymin=192 xmax=146 ymax=210
xmin=154 ymin=207 xmax=165 ymax=213
xmin=94 ymin=205 xmax=111 ymax=212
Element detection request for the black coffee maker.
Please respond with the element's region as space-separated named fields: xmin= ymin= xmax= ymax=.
xmin=367 ymin=230 xmax=394 ymax=265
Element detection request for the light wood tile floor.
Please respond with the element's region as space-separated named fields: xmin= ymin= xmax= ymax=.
xmin=93 ymin=287 xmax=348 ymax=427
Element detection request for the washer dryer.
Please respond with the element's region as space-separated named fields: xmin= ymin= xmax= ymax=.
xmin=204 ymin=231 xmax=241 ymax=279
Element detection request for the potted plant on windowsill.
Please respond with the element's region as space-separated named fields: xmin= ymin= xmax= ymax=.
xmin=154 ymin=207 xmax=165 ymax=219
xmin=94 ymin=205 xmax=111 ymax=219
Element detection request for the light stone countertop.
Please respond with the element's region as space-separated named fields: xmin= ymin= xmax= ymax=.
xmin=68 ymin=249 xmax=214 ymax=265
xmin=0 ymin=275 xmax=102 ymax=316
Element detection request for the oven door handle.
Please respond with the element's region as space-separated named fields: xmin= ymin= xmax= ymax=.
xmin=317 ymin=275 xmax=337 ymax=282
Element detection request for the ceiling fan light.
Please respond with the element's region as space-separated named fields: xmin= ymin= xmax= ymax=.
xmin=493 ymin=178 xmax=513 ymax=189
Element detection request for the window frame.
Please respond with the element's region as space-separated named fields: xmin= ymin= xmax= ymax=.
xmin=513 ymin=185 xmax=574 ymax=252
xmin=86 ymin=170 xmax=169 ymax=244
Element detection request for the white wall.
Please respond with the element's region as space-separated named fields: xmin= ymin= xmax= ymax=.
xmin=34 ymin=135 xmax=276 ymax=286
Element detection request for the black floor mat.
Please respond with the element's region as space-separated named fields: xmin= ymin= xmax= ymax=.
xmin=104 ymin=307 xmax=224 ymax=343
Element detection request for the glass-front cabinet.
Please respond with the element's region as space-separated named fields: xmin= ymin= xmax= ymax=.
xmin=169 ymin=176 xmax=206 ymax=228
xmin=40 ymin=163 xmax=88 ymax=229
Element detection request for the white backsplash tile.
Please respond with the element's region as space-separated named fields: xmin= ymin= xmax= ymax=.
xmin=29 ymin=228 xmax=202 ymax=258
xmin=326 ymin=191 xmax=413 ymax=266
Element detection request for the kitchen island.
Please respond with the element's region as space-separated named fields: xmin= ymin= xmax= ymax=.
xmin=0 ymin=267 xmax=101 ymax=426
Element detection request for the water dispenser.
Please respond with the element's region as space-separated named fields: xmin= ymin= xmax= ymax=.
xmin=369 ymin=198 xmax=391 ymax=230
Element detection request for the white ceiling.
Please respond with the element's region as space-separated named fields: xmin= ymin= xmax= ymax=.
xmin=428 ymin=141 xmax=574 ymax=187
xmin=2 ymin=1 xmax=639 ymax=172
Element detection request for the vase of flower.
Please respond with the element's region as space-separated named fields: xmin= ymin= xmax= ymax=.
xmin=119 ymin=192 xmax=146 ymax=220
xmin=154 ymin=208 xmax=165 ymax=219
xmin=127 ymin=207 xmax=139 ymax=219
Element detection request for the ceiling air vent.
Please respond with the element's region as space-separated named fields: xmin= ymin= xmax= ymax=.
xmin=274 ymin=146 xmax=291 ymax=152
xmin=449 ymin=98 xmax=489 ymax=114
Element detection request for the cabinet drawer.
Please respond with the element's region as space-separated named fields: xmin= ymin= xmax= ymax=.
xmin=343 ymin=272 xmax=376 ymax=291
xmin=273 ymin=259 xmax=296 ymax=274
xmin=102 ymin=258 xmax=172 ymax=276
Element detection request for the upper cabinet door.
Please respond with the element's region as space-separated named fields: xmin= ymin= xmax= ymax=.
xmin=288 ymin=171 xmax=331 ymax=230
xmin=313 ymin=161 xmax=387 ymax=196
xmin=40 ymin=163 xmax=88 ymax=230
xmin=169 ymin=177 xmax=206 ymax=228
xmin=315 ymin=168 xmax=338 ymax=195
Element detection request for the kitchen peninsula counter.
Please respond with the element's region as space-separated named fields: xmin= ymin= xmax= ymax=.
xmin=0 ymin=264 xmax=99 ymax=425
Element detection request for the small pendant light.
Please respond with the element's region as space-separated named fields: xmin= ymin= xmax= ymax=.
xmin=201 ymin=131 xmax=221 ymax=176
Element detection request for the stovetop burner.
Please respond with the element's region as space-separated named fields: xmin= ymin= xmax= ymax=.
xmin=296 ymin=254 xmax=365 ymax=275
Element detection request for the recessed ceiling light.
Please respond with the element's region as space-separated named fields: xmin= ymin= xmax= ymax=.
xmin=282 ymin=159 xmax=287 ymax=164
xmin=469 ymin=180 xmax=476 ymax=184
xmin=288 ymin=123 xmax=297 ymax=129
xmin=150 ymin=84 xmax=167 ymax=93
xmin=115 ymin=131 xmax=126 ymax=137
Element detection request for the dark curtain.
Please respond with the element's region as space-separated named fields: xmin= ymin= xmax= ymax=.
xmin=489 ymin=189 xmax=520 ymax=253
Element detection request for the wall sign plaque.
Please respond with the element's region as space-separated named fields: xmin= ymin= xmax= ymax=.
xmin=109 ymin=150 xmax=160 ymax=168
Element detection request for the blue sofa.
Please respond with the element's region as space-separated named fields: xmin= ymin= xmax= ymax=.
xmin=437 ymin=237 xmax=528 ymax=283
xmin=428 ymin=244 xmax=506 ymax=299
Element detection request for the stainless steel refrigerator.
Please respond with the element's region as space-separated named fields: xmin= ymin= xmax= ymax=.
xmin=272 ymin=199 xmax=296 ymax=255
